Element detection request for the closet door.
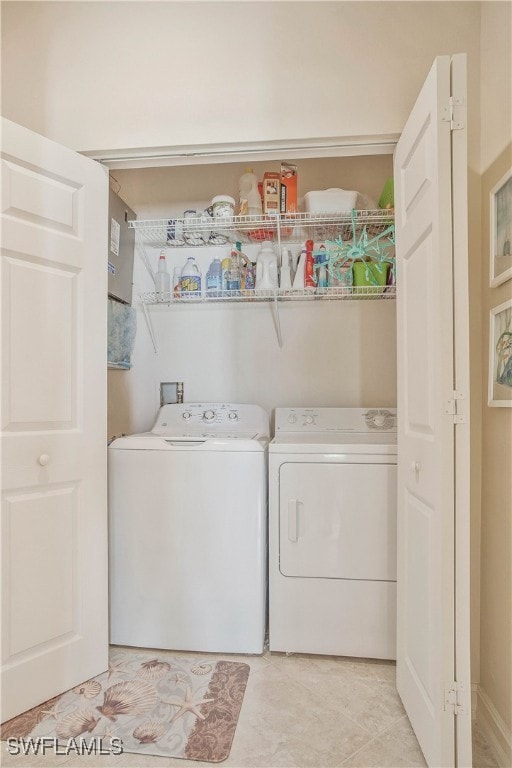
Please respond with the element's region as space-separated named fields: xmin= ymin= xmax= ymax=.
xmin=1 ymin=118 xmax=108 ymax=721
xmin=394 ymin=55 xmax=471 ymax=767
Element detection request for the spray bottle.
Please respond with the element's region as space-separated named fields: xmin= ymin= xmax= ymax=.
xmin=304 ymin=239 xmax=316 ymax=288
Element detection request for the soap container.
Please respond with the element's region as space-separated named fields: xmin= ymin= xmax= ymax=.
xmin=255 ymin=242 xmax=278 ymax=291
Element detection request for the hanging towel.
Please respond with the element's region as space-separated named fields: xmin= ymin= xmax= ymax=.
xmin=108 ymin=298 xmax=137 ymax=369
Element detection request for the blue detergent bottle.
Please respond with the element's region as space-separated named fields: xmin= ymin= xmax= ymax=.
xmin=206 ymin=257 xmax=222 ymax=295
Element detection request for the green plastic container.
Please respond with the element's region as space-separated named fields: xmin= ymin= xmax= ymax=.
xmin=378 ymin=177 xmax=394 ymax=209
xmin=352 ymin=261 xmax=390 ymax=293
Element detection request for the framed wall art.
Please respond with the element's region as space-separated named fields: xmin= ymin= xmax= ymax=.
xmin=490 ymin=168 xmax=512 ymax=287
xmin=488 ymin=298 xmax=512 ymax=407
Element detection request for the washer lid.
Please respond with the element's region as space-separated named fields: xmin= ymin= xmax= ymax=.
xmin=109 ymin=434 xmax=268 ymax=452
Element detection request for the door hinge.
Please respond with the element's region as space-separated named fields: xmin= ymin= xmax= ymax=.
xmin=444 ymin=681 xmax=467 ymax=715
xmin=444 ymin=390 xmax=466 ymax=423
xmin=441 ymin=97 xmax=465 ymax=130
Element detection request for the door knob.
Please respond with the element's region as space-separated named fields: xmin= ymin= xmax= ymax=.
xmin=38 ymin=454 xmax=50 ymax=466
xmin=410 ymin=461 xmax=420 ymax=474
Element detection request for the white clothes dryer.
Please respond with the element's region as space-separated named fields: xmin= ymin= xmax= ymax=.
xmin=108 ymin=403 xmax=269 ymax=654
xmin=269 ymin=407 xmax=397 ymax=659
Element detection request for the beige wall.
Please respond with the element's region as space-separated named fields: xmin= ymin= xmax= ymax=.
xmin=478 ymin=1 xmax=512 ymax=758
xmin=1 ymin=1 xmax=480 ymax=153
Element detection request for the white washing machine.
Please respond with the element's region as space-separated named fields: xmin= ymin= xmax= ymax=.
xmin=269 ymin=407 xmax=397 ymax=659
xmin=108 ymin=402 xmax=269 ymax=654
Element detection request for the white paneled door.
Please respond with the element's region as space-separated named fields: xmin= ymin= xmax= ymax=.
xmin=394 ymin=56 xmax=471 ymax=767
xmin=1 ymin=118 xmax=109 ymax=721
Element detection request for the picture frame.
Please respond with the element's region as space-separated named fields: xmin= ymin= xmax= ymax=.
xmin=489 ymin=168 xmax=512 ymax=287
xmin=488 ymin=298 xmax=512 ymax=407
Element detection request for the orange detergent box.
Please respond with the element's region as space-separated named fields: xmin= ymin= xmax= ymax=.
xmin=280 ymin=162 xmax=298 ymax=214
xmin=263 ymin=172 xmax=280 ymax=214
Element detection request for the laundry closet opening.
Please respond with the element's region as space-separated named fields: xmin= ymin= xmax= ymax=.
xmin=106 ymin=153 xmax=397 ymax=440
xmin=103 ymin=149 xmax=419 ymax=764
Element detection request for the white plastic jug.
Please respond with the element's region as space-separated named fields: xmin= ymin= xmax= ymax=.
xmin=255 ymin=242 xmax=278 ymax=291
xmin=154 ymin=251 xmax=171 ymax=296
xmin=180 ymin=256 xmax=202 ymax=294
xmin=239 ymin=168 xmax=262 ymax=216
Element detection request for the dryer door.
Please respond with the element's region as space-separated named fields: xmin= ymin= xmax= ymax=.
xmin=279 ymin=462 xmax=397 ymax=580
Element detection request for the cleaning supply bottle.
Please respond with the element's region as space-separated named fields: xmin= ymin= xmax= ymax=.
xmin=154 ymin=251 xmax=171 ymax=298
xmin=234 ymin=241 xmax=251 ymax=289
xmin=316 ymin=245 xmax=328 ymax=290
xmin=226 ymin=245 xmax=242 ymax=291
xmin=280 ymin=248 xmax=292 ymax=290
xmin=305 ymin=239 xmax=316 ymax=288
xmin=238 ymin=168 xmax=263 ymax=216
xmin=180 ymin=256 xmax=202 ymax=295
xmin=255 ymin=242 xmax=278 ymax=291
xmin=292 ymin=247 xmax=307 ymax=289
xmin=245 ymin=263 xmax=256 ymax=290
xmin=206 ymin=257 xmax=222 ymax=294
xmin=221 ymin=256 xmax=231 ymax=291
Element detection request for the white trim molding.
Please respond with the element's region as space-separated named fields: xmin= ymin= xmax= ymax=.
xmin=476 ymin=685 xmax=512 ymax=767
xmin=81 ymin=134 xmax=399 ymax=170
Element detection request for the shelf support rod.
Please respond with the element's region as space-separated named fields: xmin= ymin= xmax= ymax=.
xmin=271 ymin=214 xmax=283 ymax=347
xmin=271 ymin=289 xmax=283 ymax=348
xmin=276 ymin=213 xmax=282 ymax=256
xmin=139 ymin=295 xmax=158 ymax=353
xmin=136 ymin=231 xmax=156 ymax=286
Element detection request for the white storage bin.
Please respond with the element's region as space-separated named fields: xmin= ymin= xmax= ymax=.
xmin=304 ymin=188 xmax=358 ymax=213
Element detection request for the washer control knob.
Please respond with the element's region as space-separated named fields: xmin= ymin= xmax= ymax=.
xmin=228 ymin=411 xmax=238 ymax=420
xmin=288 ymin=414 xmax=297 ymax=424
xmin=373 ymin=413 xmax=387 ymax=427
xmin=182 ymin=411 xmax=192 ymax=420
xmin=304 ymin=415 xmax=314 ymax=425
xmin=203 ymin=410 xmax=215 ymax=421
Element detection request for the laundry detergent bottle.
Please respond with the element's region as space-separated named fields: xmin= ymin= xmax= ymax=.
xmin=206 ymin=257 xmax=222 ymax=294
xmin=255 ymin=242 xmax=278 ymax=291
xmin=180 ymin=256 xmax=202 ymax=295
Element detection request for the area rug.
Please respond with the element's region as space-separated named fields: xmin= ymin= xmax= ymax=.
xmin=1 ymin=648 xmax=250 ymax=762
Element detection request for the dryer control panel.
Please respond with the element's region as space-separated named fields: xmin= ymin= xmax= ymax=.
xmin=275 ymin=407 xmax=397 ymax=435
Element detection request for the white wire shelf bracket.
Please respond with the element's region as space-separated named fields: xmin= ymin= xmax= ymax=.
xmin=139 ymin=285 xmax=397 ymax=305
xmin=129 ymin=209 xmax=395 ymax=247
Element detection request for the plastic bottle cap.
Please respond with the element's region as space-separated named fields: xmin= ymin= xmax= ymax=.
xmin=212 ymin=195 xmax=236 ymax=205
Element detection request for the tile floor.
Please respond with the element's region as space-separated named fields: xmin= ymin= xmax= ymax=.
xmin=1 ymin=648 xmax=498 ymax=768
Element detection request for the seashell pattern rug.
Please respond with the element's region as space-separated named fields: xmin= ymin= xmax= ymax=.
xmin=0 ymin=648 xmax=250 ymax=762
